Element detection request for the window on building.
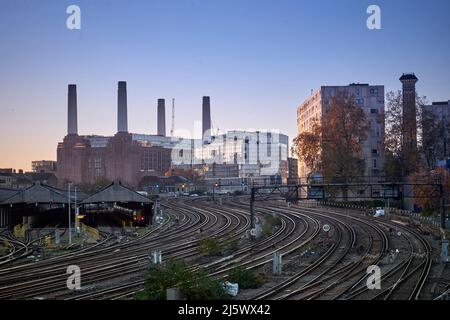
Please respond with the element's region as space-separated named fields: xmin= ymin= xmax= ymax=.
xmin=94 ymin=159 xmax=102 ymax=169
xmin=373 ymin=159 xmax=377 ymax=168
xmin=370 ymin=109 xmax=378 ymax=114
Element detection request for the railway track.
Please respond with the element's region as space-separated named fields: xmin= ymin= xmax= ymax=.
xmin=0 ymin=196 xmax=439 ymax=300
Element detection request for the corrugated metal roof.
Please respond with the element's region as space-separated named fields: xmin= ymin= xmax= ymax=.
xmin=0 ymin=182 xmax=69 ymax=205
xmin=81 ymin=181 xmax=152 ymax=204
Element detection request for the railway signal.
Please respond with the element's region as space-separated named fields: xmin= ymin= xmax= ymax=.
xmin=55 ymin=229 xmax=60 ymax=245
xmin=272 ymin=252 xmax=282 ymax=275
xmin=149 ymin=250 xmax=162 ymax=265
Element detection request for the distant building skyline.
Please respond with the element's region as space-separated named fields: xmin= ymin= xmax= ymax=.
xmin=1 ymin=0 xmax=450 ymax=170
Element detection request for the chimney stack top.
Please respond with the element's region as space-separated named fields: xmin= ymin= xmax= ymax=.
xmin=400 ymin=73 xmax=418 ymax=82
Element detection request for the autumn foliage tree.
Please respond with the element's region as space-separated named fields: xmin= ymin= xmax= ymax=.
xmin=165 ymin=167 xmax=200 ymax=182
xmin=291 ymin=120 xmax=322 ymax=175
xmin=413 ymin=166 xmax=448 ymax=215
xmin=321 ymin=92 xmax=369 ymax=184
xmin=292 ymin=91 xmax=369 ymax=195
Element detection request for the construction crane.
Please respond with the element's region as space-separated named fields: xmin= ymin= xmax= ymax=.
xmin=170 ymin=98 xmax=175 ymax=137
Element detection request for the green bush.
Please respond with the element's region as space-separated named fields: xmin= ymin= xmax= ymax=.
xmin=228 ymin=266 xmax=266 ymax=289
xmin=265 ymin=215 xmax=282 ymax=227
xmin=137 ymin=260 xmax=228 ymax=300
xmin=262 ymin=223 xmax=273 ymax=236
xmin=198 ymin=238 xmax=222 ymax=256
xmin=184 ymin=269 xmax=228 ymax=300
xmin=261 ymin=215 xmax=282 ymax=236
xmin=137 ymin=260 xmax=191 ymax=300
xmin=421 ymin=208 xmax=434 ymax=217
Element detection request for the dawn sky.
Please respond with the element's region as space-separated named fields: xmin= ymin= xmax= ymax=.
xmin=1 ymin=0 xmax=450 ymax=170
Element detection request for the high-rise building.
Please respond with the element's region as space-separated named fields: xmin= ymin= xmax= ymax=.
xmin=296 ymin=84 xmax=385 ymax=181
xmin=422 ymin=100 xmax=450 ymax=167
xmin=196 ymin=130 xmax=289 ymax=178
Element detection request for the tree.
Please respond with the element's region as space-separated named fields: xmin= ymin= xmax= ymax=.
xmin=292 ymin=92 xmax=369 ymax=188
xmin=165 ymin=167 xmax=201 ymax=182
xmin=291 ymin=120 xmax=322 ymax=176
xmin=413 ymin=166 xmax=447 ymax=215
xmin=321 ymin=92 xmax=369 ymax=185
xmin=421 ymin=107 xmax=449 ymax=170
xmin=384 ymin=90 xmax=428 ymax=180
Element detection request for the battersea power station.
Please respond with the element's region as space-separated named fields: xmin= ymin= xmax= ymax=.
xmin=58 ymin=82 xmax=175 ymax=187
xmin=57 ymin=81 xmax=290 ymax=189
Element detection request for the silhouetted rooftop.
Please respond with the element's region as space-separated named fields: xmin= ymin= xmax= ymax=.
xmin=432 ymin=101 xmax=450 ymax=106
xmin=81 ymin=181 xmax=152 ymax=204
xmin=0 ymin=188 xmax=19 ymax=202
xmin=400 ymin=73 xmax=418 ymax=81
xmin=1 ymin=182 xmax=69 ymax=205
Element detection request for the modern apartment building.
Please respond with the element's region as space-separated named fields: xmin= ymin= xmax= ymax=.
xmin=296 ymin=84 xmax=385 ymax=181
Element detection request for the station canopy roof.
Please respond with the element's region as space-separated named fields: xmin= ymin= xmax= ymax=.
xmin=0 ymin=182 xmax=72 ymax=205
xmin=81 ymin=181 xmax=152 ymax=204
xmin=0 ymin=188 xmax=20 ymax=203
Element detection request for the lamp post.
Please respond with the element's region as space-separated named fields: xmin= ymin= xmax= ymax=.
xmin=74 ymin=186 xmax=80 ymax=235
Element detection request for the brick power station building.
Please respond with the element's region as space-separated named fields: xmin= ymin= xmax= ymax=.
xmin=57 ymin=82 xmax=172 ymax=187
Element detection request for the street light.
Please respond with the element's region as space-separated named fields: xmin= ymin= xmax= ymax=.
xmin=74 ymin=186 xmax=80 ymax=235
